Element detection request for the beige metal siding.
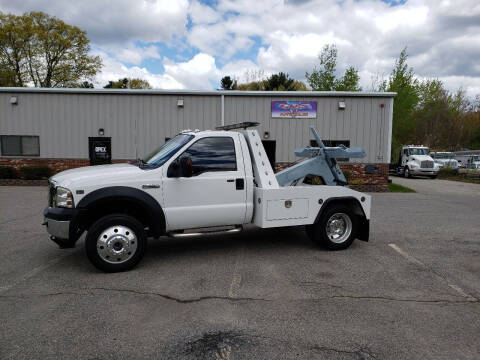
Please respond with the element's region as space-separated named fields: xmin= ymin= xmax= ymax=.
xmin=0 ymin=90 xmax=392 ymax=164
xmin=224 ymin=95 xmax=391 ymax=163
xmin=0 ymin=92 xmax=220 ymax=159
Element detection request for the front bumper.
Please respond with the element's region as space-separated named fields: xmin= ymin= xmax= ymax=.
xmin=43 ymin=207 xmax=79 ymax=248
xmin=409 ymin=168 xmax=439 ymax=176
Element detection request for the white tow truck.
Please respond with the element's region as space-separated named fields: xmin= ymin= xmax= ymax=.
xmin=395 ymin=145 xmax=439 ymax=179
xmin=43 ymin=122 xmax=371 ymax=272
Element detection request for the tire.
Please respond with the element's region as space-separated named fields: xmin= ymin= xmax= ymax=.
xmin=306 ymin=204 xmax=358 ymax=250
xmin=430 ymin=175 xmax=437 ymax=179
xmin=404 ymin=166 xmax=411 ymax=178
xmin=85 ymin=214 xmax=147 ymax=272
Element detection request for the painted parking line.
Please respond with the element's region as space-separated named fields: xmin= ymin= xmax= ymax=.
xmin=388 ymin=243 xmax=477 ymax=302
xmin=388 ymin=243 xmax=424 ymax=266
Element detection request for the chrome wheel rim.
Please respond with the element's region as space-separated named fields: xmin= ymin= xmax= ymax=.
xmin=97 ymin=225 xmax=137 ymax=264
xmin=404 ymin=168 xmax=409 ymax=178
xmin=326 ymin=213 xmax=352 ymax=244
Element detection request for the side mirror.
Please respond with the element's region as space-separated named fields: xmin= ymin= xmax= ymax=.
xmin=179 ymin=156 xmax=193 ymax=177
xmin=167 ymin=160 xmax=180 ymax=178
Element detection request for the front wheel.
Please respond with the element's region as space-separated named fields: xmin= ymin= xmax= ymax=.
xmin=306 ymin=204 xmax=358 ymax=250
xmin=430 ymin=175 xmax=437 ymax=179
xmin=404 ymin=166 xmax=411 ymax=178
xmin=85 ymin=214 xmax=147 ymax=272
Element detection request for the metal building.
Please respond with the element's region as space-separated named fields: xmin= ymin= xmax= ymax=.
xmin=0 ymin=88 xmax=394 ymax=168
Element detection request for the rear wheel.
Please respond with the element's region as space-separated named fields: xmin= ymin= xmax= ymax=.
xmin=85 ymin=214 xmax=147 ymax=272
xmin=306 ymin=204 xmax=358 ymax=250
xmin=430 ymin=175 xmax=437 ymax=179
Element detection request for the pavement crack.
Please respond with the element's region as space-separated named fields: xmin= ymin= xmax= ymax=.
xmin=2 ymin=288 xmax=477 ymax=305
xmin=310 ymin=345 xmax=377 ymax=359
xmin=330 ymin=294 xmax=478 ymax=304
xmin=84 ymin=287 xmax=271 ymax=303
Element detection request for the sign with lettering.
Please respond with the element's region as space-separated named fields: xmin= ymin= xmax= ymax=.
xmin=271 ymin=101 xmax=317 ymax=118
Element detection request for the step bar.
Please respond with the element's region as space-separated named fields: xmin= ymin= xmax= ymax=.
xmin=168 ymin=225 xmax=243 ymax=238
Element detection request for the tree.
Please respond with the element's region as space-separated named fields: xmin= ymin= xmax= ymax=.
xmin=386 ymin=48 xmax=419 ymax=159
xmin=264 ymin=72 xmax=295 ymax=91
xmin=103 ymin=78 xmax=151 ymax=89
xmin=220 ymin=76 xmax=237 ymax=90
xmin=335 ymin=67 xmax=361 ymax=91
xmin=0 ymin=11 xmax=102 ymax=87
xmin=235 ymin=72 xmax=307 ymax=91
xmin=306 ymin=44 xmax=361 ymax=91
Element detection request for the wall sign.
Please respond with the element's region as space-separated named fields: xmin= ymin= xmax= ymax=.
xmin=271 ymin=101 xmax=317 ymax=118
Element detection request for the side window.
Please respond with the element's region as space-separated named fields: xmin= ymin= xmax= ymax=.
xmin=183 ymin=137 xmax=237 ymax=175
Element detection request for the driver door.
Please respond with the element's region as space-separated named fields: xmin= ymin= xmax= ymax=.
xmin=162 ymin=135 xmax=247 ymax=231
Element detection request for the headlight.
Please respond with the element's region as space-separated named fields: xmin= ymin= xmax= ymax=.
xmin=55 ymin=186 xmax=74 ymax=208
xmin=410 ymin=163 xmax=418 ymax=168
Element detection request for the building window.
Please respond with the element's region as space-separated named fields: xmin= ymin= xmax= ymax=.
xmin=0 ymin=135 xmax=40 ymax=156
xmin=310 ymin=139 xmax=350 ymax=162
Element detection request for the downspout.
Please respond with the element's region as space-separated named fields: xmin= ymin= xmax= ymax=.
xmin=221 ymin=94 xmax=225 ymax=126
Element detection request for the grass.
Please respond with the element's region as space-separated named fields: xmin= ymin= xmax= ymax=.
xmin=388 ymin=183 xmax=416 ymax=193
xmin=438 ymin=176 xmax=480 ymax=185
xmin=437 ymin=168 xmax=480 ymax=184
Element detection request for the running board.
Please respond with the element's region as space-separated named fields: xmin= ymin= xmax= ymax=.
xmin=168 ymin=226 xmax=242 ymax=238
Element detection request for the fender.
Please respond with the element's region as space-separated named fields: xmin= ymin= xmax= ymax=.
xmin=314 ymin=196 xmax=369 ymax=242
xmin=76 ymin=186 xmax=166 ymax=238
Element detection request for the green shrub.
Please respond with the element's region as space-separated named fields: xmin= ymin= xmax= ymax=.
xmin=19 ymin=166 xmax=51 ymax=180
xmin=349 ymin=179 xmax=364 ymax=185
xmin=438 ymin=167 xmax=457 ymax=178
xmin=0 ymin=166 xmax=16 ymax=179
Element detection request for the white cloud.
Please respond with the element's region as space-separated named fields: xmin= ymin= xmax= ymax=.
xmin=1 ymin=0 xmax=480 ymax=97
xmin=189 ymin=1 xmax=220 ymax=24
xmin=116 ymin=45 xmax=161 ymax=65
xmin=0 ymin=0 xmax=189 ymax=45
xmin=94 ymin=50 xmax=184 ymax=89
xmin=94 ymin=51 xmax=222 ymax=90
xmin=163 ymin=53 xmax=220 ymax=89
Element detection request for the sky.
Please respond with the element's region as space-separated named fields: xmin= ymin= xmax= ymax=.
xmin=1 ymin=0 xmax=479 ymax=96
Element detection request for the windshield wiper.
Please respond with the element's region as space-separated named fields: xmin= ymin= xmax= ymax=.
xmin=133 ymin=158 xmax=151 ymax=168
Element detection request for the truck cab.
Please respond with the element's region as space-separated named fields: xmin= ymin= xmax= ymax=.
xmin=456 ymin=154 xmax=480 ymax=169
xmin=43 ymin=124 xmax=371 ymax=272
xmin=396 ymin=145 xmax=439 ymax=179
xmin=429 ymin=152 xmax=459 ymax=169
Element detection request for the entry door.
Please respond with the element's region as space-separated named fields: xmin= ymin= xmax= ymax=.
xmin=162 ymin=135 xmax=247 ymax=231
xmin=89 ymin=137 xmax=111 ymax=165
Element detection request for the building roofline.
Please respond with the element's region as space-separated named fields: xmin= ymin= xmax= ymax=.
xmin=0 ymin=87 xmax=396 ymax=97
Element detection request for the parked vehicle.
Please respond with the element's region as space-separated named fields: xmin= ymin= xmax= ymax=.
xmin=43 ymin=123 xmax=371 ymax=272
xmin=393 ymin=145 xmax=439 ymax=179
xmin=429 ymin=152 xmax=459 ymax=169
xmin=455 ymin=153 xmax=480 ymax=169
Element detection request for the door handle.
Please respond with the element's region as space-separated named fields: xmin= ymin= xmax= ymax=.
xmin=227 ymin=179 xmax=234 ymax=183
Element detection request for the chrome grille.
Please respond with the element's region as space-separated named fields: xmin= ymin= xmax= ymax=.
xmin=421 ymin=160 xmax=434 ymax=168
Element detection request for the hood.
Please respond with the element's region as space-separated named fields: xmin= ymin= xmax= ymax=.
xmin=50 ymin=163 xmax=147 ymax=189
xmin=409 ymin=155 xmax=433 ymax=162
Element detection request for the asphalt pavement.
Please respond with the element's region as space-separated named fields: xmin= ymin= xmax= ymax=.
xmin=0 ymin=180 xmax=479 ymax=359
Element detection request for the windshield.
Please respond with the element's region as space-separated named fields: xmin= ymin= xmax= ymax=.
xmin=473 ymin=155 xmax=480 ymax=161
xmin=142 ymin=134 xmax=193 ymax=167
xmin=435 ymin=153 xmax=454 ymax=159
xmin=409 ymin=148 xmax=429 ymax=155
